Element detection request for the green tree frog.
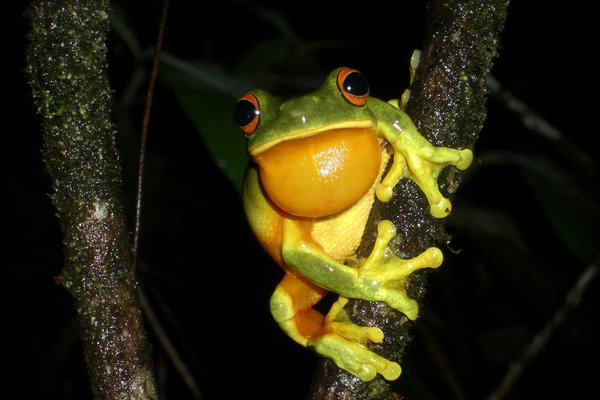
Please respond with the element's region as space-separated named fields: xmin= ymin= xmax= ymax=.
xmin=234 ymin=67 xmax=472 ymax=381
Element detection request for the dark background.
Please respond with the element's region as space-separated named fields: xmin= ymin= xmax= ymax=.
xmin=6 ymin=1 xmax=598 ymax=399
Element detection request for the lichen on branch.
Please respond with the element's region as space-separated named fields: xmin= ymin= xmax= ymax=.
xmin=25 ymin=0 xmax=157 ymax=398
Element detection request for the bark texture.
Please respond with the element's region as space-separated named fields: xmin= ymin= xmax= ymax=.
xmin=26 ymin=1 xmax=158 ymax=398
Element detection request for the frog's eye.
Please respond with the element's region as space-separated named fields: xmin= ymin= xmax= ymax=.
xmin=337 ymin=68 xmax=369 ymax=106
xmin=234 ymin=93 xmax=261 ymax=135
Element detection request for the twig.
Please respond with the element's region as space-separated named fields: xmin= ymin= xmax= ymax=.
xmin=418 ymin=324 xmax=469 ymax=400
xmin=487 ymin=75 xmax=596 ymax=176
xmin=132 ymin=0 xmax=170 ymax=265
xmin=128 ymin=4 xmax=203 ymax=397
xmin=487 ymin=255 xmax=600 ymax=400
xmin=138 ymin=286 xmax=204 ymax=399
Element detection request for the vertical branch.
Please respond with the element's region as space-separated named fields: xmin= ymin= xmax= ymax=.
xmin=407 ymin=0 xmax=508 ymax=147
xmin=307 ymin=1 xmax=508 ymax=398
xmin=25 ymin=0 xmax=158 ymax=398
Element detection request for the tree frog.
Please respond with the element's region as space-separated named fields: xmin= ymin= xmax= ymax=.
xmin=234 ymin=67 xmax=472 ymax=381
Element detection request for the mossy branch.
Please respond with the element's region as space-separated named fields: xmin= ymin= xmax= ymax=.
xmin=25 ymin=0 xmax=157 ymax=398
xmin=306 ymin=1 xmax=508 ymax=398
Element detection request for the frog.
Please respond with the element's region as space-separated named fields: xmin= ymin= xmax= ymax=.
xmin=233 ymin=66 xmax=473 ymax=381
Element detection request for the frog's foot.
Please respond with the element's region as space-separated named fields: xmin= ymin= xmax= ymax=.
xmin=271 ymin=275 xmax=401 ymax=381
xmin=377 ymin=141 xmax=473 ymax=218
xmin=405 ymin=147 xmax=473 ymax=217
xmin=309 ymin=297 xmax=401 ymax=381
xmin=309 ymin=328 xmax=401 ymax=381
xmin=357 ymin=220 xmax=443 ymax=320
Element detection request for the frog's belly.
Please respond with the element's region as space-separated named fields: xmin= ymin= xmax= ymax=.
xmin=311 ymin=149 xmax=390 ymax=263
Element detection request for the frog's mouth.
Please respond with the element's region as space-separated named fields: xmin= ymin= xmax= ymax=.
xmin=249 ymin=120 xmax=375 ymax=157
xmin=254 ymin=123 xmax=383 ymax=218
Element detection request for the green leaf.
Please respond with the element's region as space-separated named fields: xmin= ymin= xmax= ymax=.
xmin=159 ymin=54 xmax=251 ymax=190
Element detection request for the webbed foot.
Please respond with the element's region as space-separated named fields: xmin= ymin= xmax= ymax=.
xmin=357 ymin=220 xmax=443 ymax=320
xmin=309 ymin=297 xmax=401 ymax=381
xmin=377 ymin=141 xmax=473 ymax=218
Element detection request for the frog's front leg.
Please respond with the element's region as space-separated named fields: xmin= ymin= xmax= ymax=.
xmin=356 ymin=220 xmax=443 ymax=320
xmin=281 ymin=219 xmax=442 ymax=318
xmin=375 ymin=107 xmax=473 ymax=218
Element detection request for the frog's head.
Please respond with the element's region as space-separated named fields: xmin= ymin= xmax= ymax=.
xmin=234 ymin=68 xmax=383 ymax=218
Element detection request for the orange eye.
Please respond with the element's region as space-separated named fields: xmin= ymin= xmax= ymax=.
xmin=337 ymin=68 xmax=369 ymax=106
xmin=233 ymin=93 xmax=260 ymax=135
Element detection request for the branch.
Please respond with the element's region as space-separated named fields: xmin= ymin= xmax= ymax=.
xmin=487 ymin=254 xmax=600 ymax=400
xmin=132 ymin=0 xmax=169 ymax=265
xmin=486 ymin=75 xmax=596 ymax=176
xmin=25 ymin=0 xmax=158 ymax=398
xmin=307 ymin=1 xmax=508 ymax=398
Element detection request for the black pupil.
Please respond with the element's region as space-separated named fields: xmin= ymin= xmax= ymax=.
xmin=233 ymin=99 xmax=258 ymax=127
xmin=343 ymin=72 xmax=369 ymax=97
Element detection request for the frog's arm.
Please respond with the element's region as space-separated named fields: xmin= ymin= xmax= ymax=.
xmin=281 ymin=218 xmax=441 ymax=317
xmin=372 ymin=98 xmax=473 ymax=218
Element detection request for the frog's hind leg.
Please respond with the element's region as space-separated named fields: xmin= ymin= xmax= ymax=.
xmin=270 ymin=272 xmax=401 ymax=381
xmin=270 ymin=272 xmax=328 ymax=345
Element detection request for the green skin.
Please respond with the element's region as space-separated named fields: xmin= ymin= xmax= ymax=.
xmin=241 ymin=67 xmax=473 ymax=381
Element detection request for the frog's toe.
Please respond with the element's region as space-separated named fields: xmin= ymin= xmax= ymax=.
xmin=385 ymin=293 xmax=419 ymax=320
xmin=380 ymin=359 xmax=402 ymax=381
xmin=456 ymin=148 xmax=474 ymax=170
xmin=375 ymin=184 xmax=394 ymax=203
xmin=329 ymin=321 xmax=384 ymax=344
xmin=430 ymin=197 xmax=453 ymax=218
